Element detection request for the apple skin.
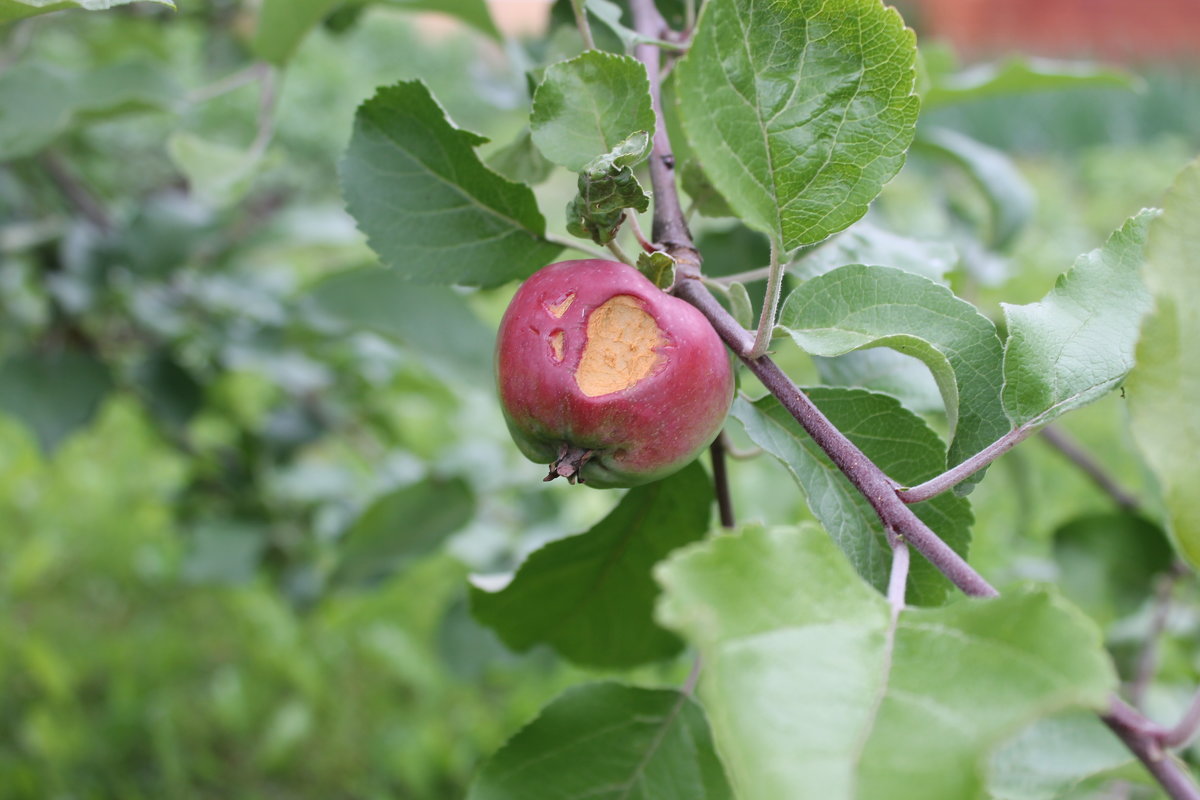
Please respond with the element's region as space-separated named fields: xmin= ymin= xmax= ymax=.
xmin=496 ymin=259 xmax=734 ymax=488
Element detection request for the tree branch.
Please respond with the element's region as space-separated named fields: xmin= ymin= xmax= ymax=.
xmin=1039 ymin=425 xmax=1141 ymax=511
xmin=899 ymin=422 xmax=1040 ymax=503
xmin=629 ymin=1 xmax=1200 ymax=796
xmin=709 ymin=434 xmax=735 ymax=529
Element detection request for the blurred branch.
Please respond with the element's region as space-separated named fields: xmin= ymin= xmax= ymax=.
xmin=186 ymin=62 xmax=267 ymax=105
xmin=38 ymin=150 xmax=111 ymax=232
xmin=709 ymin=434 xmax=735 ymax=529
xmin=1040 ymin=425 xmax=1140 ymax=510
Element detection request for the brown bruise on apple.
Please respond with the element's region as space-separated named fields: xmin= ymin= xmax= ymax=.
xmin=575 ymin=295 xmax=666 ymax=397
xmin=545 ymin=293 xmax=576 ymax=318
xmin=548 ymin=330 xmax=564 ymax=362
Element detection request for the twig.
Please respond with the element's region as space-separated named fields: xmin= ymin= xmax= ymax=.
xmin=1130 ymin=569 xmax=1181 ymax=709
xmin=1164 ymin=688 xmax=1200 ymax=749
xmin=628 ymin=2 xmax=1200 ymax=796
xmin=569 ymin=0 xmax=597 ymax=50
xmin=719 ymin=431 xmax=762 ymax=461
xmin=713 ymin=265 xmax=772 ymax=284
xmin=748 ymin=238 xmax=783 ymax=359
xmin=1102 ymin=698 xmax=1199 ymax=800
xmin=606 ymin=237 xmax=636 ymax=266
xmin=898 ymin=422 xmax=1040 ymax=504
xmin=682 ymin=654 xmax=703 ymax=696
xmin=186 ymin=62 xmax=265 ymax=105
xmin=709 ymin=435 xmax=735 ymax=529
xmin=887 ymin=537 xmax=910 ymax=612
xmin=1040 ymin=425 xmax=1141 ymax=511
xmin=545 ymin=233 xmax=611 ymax=260
xmin=625 ymin=209 xmax=658 ymax=253
xmin=37 ymin=151 xmax=111 ymax=232
xmin=246 ymin=64 xmax=279 ymax=163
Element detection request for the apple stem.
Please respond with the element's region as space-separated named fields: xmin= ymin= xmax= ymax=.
xmin=546 ymin=444 xmax=595 ymax=484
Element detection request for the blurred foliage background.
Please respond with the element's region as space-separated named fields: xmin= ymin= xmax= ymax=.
xmin=1 ymin=1 xmax=1198 ymax=797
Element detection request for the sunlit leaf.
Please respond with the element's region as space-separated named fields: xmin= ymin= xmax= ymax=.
xmin=530 ymin=50 xmax=654 ymax=171
xmin=471 ymin=461 xmax=712 ymax=668
xmin=1003 ymin=209 xmax=1158 ymax=429
xmin=468 ymin=682 xmax=732 ymax=800
xmin=1127 ymin=159 xmax=1200 ymax=568
xmin=341 ymin=81 xmax=561 ymax=287
xmin=675 ymin=0 xmax=918 ymax=249
xmin=656 ymin=524 xmax=1117 ymax=800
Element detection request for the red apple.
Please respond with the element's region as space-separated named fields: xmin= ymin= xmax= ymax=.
xmin=496 ymin=259 xmax=734 ymax=488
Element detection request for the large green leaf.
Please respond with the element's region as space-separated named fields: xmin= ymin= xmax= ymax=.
xmin=468 ymin=682 xmax=732 ymax=800
xmin=675 ymin=0 xmax=919 ymax=249
xmin=1002 ymin=209 xmax=1158 ymax=429
xmin=333 ymin=477 xmax=475 ymax=587
xmin=1127 ymin=160 xmax=1200 ymax=568
xmin=340 ymin=81 xmax=562 ymax=287
xmin=305 ymin=266 xmax=495 ymax=385
xmin=0 ymin=0 xmax=172 ymax=23
xmin=731 ymin=388 xmax=972 ymax=605
xmin=470 ymin=461 xmax=712 ymax=668
xmin=530 ymin=50 xmax=655 ymax=172
xmin=655 ymin=525 xmax=1117 ymax=800
xmin=0 ymin=349 xmax=113 ymax=454
xmin=251 ymin=0 xmax=498 ymax=65
xmin=779 ymin=264 xmax=1008 ymax=482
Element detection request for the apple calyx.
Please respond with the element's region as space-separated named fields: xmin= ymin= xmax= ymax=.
xmin=545 ymin=444 xmax=595 ymax=484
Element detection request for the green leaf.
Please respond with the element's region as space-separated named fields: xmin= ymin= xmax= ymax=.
xmin=486 ymin=128 xmax=555 ymax=186
xmin=251 ymin=0 xmax=499 ymax=65
xmin=340 ymin=81 xmax=561 ymax=287
xmin=565 ymin=132 xmax=651 ymax=244
xmin=779 ymin=264 xmax=1008 ymax=484
xmin=636 ymin=250 xmax=675 ymax=290
xmin=1127 ymin=159 xmax=1200 ymax=568
xmin=655 ymin=524 xmax=1118 ymax=800
xmin=680 ymin=159 xmax=735 ymax=218
xmin=987 ymin=712 xmax=1133 ymax=800
xmin=530 ymin=50 xmax=655 ymax=172
xmin=675 ymin=0 xmax=919 ymax=249
xmin=333 ymin=477 xmax=475 ymax=588
xmin=914 ymin=128 xmax=1035 ymax=251
xmin=0 ymin=349 xmax=112 ymax=454
xmin=305 ymin=265 xmax=495 ymax=386
xmin=0 ymin=0 xmax=173 ymax=23
xmin=1052 ymin=512 xmax=1174 ymax=627
xmin=0 ymin=61 xmax=178 ymax=160
xmin=1002 ymin=209 xmax=1158 ymax=430
xmin=130 ymin=350 xmax=205 ymax=432
xmin=814 ymin=349 xmax=944 ymax=416
xmin=923 ymin=56 xmax=1137 ymax=110
xmin=583 ymin=0 xmax=679 ymax=52
xmin=470 ymin=461 xmax=712 ymax=668
xmin=182 ymin=519 xmax=267 ymax=585
xmin=791 ymin=221 xmax=959 ymax=284
xmin=467 ymin=682 xmax=733 ymax=800
xmin=167 ymin=132 xmax=262 ymax=207
xmin=731 ymin=388 xmax=972 ymax=605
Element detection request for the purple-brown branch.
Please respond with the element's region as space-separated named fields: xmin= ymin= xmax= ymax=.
xmin=629 ymin=0 xmax=1200 ymax=796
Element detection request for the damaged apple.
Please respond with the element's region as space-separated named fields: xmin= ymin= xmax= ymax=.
xmin=496 ymin=259 xmax=734 ymax=488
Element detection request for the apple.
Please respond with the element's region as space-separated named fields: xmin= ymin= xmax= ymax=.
xmin=496 ymin=259 xmax=734 ymax=488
